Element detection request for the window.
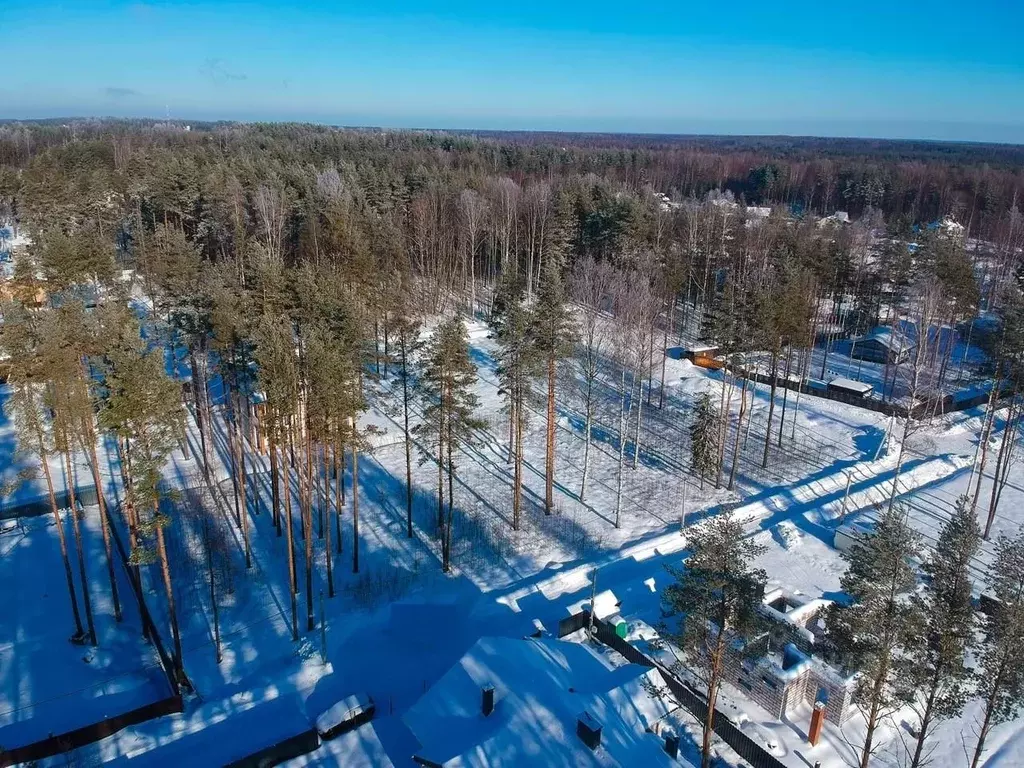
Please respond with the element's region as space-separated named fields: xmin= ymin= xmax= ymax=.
xmin=763 ymin=677 xmax=778 ymax=690
xmin=739 ymin=679 xmax=753 ymax=692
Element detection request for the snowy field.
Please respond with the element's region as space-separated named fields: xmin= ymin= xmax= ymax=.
xmin=3 ymin=313 xmax=1022 ymax=767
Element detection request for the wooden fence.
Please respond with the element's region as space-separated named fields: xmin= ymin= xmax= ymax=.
xmin=0 ymin=694 xmax=182 ymax=767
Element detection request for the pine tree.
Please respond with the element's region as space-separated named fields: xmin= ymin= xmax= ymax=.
xmin=1 ymin=302 xmax=87 ymax=643
xmin=254 ymin=314 xmax=301 ymax=640
xmin=99 ymin=315 xmax=189 ymax=689
xmin=690 ymin=391 xmax=720 ymax=490
xmin=906 ymin=495 xmax=979 ymax=768
xmin=970 ymin=528 xmax=1024 ymax=768
xmin=493 ymin=277 xmax=538 ymax=531
xmin=391 ymin=311 xmax=423 ymax=538
xmin=658 ymin=513 xmax=767 ymax=768
xmin=825 ymin=504 xmax=924 ymax=768
xmin=207 ymin=262 xmax=258 ymax=573
xmin=417 ymin=318 xmax=482 ymax=572
xmin=531 ymin=249 xmax=576 ymax=515
xmin=42 ymin=308 xmax=98 ymax=646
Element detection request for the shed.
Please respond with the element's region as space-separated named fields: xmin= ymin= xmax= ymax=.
xmin=827 ymin=378 xmax=872 ymax=398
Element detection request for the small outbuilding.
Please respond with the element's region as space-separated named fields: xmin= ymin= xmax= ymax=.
xmin=827 ymin=378 xmax=873 ymax=398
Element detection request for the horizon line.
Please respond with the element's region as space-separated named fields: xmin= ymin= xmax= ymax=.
xmin=2 ymin=114 xmax=1024 ymax=149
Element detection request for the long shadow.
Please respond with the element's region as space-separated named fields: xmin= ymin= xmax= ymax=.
xmin=755 ymin=454 xmax=948 ymax=546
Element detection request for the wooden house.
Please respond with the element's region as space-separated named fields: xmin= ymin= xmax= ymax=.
xmin=849 ymin=327 xmax=912 ymax=365
xmin=684 ymin=345 xmax=724 ymax=370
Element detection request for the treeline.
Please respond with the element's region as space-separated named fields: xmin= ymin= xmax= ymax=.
xmin=1 ymin=119 xmax=1024 ymax=234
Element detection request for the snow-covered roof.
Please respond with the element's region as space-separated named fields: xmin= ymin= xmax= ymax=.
xmin=403 ymin=636 xmax=686 ymax=767
xmin=860 ymin=326 xmax=912 ymax=351
xmin=828 ymin=378 xmax=872 ymax=395
xmin=818 ymin=211 xmax=850 ymax=227
xmin=567 ymin=588 xmax=621 ymax=621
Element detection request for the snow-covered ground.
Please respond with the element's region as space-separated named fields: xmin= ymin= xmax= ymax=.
xmin=3 ymin=312 xmax=1022 ymax=767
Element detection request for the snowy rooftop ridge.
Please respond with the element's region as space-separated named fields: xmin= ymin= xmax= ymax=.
xmin=859 ymin=326 xmax=913 ymax=351
xmin=403 ymin=636 xmax=687 ymax=767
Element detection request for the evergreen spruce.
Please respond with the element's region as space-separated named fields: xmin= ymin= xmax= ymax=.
xmin=690 ymin=391 xmax=720 ymax=489
xmin=417 ymin=317 xmax=482 ymax=572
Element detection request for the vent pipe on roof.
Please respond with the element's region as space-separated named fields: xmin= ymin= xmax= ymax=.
xmin=577 ymin=712 xmax=602 ymax=750
xmin=481 ymin=685 xmax=495 ymax=717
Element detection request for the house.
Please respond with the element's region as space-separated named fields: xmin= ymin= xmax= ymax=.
xmin=849 ymin=327 xmax=913 ymax=365
xmin=718 ymin=589 xmax=856 ymax=726
xmin=403 ymin=636 xmax=689 ymax=766
xmin=818 ymin=211 xmax=851 ymax=227
xmin=684 ymin=345 xmax=724 ymax=370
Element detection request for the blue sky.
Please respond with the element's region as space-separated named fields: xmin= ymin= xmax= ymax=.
xmin=4 ymin=1 xmax=1024 ymax=142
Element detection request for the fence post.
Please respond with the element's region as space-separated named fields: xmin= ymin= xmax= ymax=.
xmin=840 ymin=473 xmax=852 ymax=522
xmin=587 ymin=569 xmax=598 ymax=639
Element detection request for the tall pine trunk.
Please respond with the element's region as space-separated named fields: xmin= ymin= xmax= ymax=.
xmin=614 ymin=369 xmax=630 ymax=529
xmin=322 ymin=445 xmax=334 ymax=598
xmin=270 ymin=435 xmax=281 ymax=536
xmin=84 ymin=429 xmax=122 ymax=622
xmin=777 ymin=345 xmax=793 ymax=447
xmin=155 ymin=514 xmax=185 ymax=690
xmin=334 ymin=442 xmax=343 ymax=555
xmin=64 ymin=450 xmax=97 ymax=646
xmin=761 ymin=342 xmax=780 ymax=469
xmin=513 ymin=380 xmax=524 ymax=531
xmin=282 ymin=444 xmax=298 ymax=641
xmin=580 ymin=373 xmax=593 ymax=502
xmin=544 ymin=354 xmax=556 ymax=514
xmin=402 ymin=347 xmax=414 ymax=538
xmin=971 ymin=654 xmax=1010 ymax=768
xmin=351 ymin=443 xmax=360 ymax=574
xmin=39 ymin=435 xmax=85 ymax=640
xmin=444 ymin=421 xmax=455 ymax=573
